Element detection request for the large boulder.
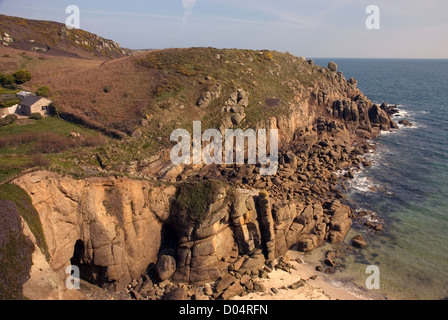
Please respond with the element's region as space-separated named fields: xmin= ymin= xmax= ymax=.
xmin=162 ymin=287 xmax=188 ymax=300
xmin=328 ymin=61 xmax=338 ymax=72
xmin=156 ymin=255 xmax=177 ymax=281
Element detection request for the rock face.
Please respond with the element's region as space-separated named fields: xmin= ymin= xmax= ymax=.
xmin=12 ymin=169 xmax=353 ymax=297
xmin=14 ymin=171 xmax=176 ymax=292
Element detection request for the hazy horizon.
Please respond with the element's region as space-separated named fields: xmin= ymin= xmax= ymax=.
xmin=1 ymin=0 xmax=447 ymax=59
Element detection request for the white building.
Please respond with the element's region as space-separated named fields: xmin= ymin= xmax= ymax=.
xmin=16 ymin=91 xmax=33 ymax=100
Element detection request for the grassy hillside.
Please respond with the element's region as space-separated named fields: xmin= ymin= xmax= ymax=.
xmin=0 ymin=15 xmax=342 ymax=181
xmin=0 ymin=117 xmax=107 ymax=182
xmin=0 ymin=44 xmax=335 ymax=180
xmin=0 ymin=14 xmax=130 ymax=59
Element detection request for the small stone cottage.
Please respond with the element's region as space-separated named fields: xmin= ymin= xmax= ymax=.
xmin=19 ymin=96 xmax=51 ymax=116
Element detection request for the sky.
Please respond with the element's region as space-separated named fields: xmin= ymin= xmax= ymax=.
xmin=0 ymin=0 xmax=447 ymax=58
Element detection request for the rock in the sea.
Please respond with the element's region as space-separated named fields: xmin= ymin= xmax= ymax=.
xmin=352 ymin=235 xmax=367 ymax=248
xmin=156 ymin=255 xmax=177 ymax=281
xmin=399 ymin=120 xmax=413 ymax=127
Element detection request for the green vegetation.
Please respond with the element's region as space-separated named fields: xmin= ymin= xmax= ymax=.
xmin=0 ymin=86 xmax=19 ymax=95
xmin=36 ymin=85 xmax=50 ymax=97
xmin=0 ymin=99 xmax=20 ymax=109
xmin=0 ymin=68 xmax=32 ymax=88
xmin=0 ymin=183 xmax=49 ymax=260
xmin=174 ymin=180 xmax=226 ymax=225
xmin=48 ymin=101 xmax=59 ymax=116
xmin=0 ymin=114 xmax=17 ymax=127
xmin=0 ymin=73 xmax=15 ymax=87
xmin=0 ymin=117 xmax=107 ymax=182
xmin=0 ymin=202 xmax=34 ymax=300
xmin=13 ymin=69 xmax=32 ymax=84
xmin=29 ymin=112 xmax=43 ymax=120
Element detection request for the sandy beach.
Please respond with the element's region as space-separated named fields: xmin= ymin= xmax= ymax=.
xmin=233 ymin=249 xmax=382 ymax=301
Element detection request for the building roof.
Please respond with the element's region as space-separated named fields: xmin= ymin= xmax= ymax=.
xmin=17 ymin=91 xmax=32 ymax=96
xmin=20 ymin=95 xmax=48 ymax=107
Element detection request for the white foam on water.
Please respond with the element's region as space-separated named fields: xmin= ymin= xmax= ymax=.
xmin=327 ymin=278 xmax=375 ymax=300
xmin=349 ymin=172 xmax=378 ymax=193
xmin=380 ymin=129 xmax=397 ymax=136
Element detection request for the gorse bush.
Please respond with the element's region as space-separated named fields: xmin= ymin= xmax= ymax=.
xmin=13 ymin=69 xmax=32 ymax=84
xmin=0 ymin=69 xmax=32 ymax=88
xmin=29 ymin=113 xmax=43 ymax=120
xmin=36 ymin=86 xmax=50 ymax=97
xmin=0 ymin=73 xmax=15 ymax=87
xmin=0 ymin=114 xmax=18 ymax=127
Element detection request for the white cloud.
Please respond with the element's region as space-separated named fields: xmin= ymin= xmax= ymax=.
xmin=183 ymin=0 xmax=197 ymax=10
xmin=182 ymin=0 xmax=197 ymax=23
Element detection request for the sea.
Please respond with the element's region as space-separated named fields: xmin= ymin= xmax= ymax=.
xmin=309 ymin=58 xmax=448 ymax=300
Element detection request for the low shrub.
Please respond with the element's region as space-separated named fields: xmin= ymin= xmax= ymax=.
xmin=13 ymin=69 xmax=32 ymax=84
xmin=36 ymin=86 xmax=50 ymax=97
xmin=29 ymin=113 xmax=43 ymax=120
xmin=0 ymin=114 xmax=18 ymax=127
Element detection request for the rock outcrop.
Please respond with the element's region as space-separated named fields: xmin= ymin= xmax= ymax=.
xmin=10 ymin=169 xmax=352 ymax=298
xmin=13 ymin=172 xmax=176 ymax=293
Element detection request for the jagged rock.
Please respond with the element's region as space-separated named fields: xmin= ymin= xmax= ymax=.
xmin=156 ymin=255 xmax=177 ymax=281
xmin=228 ymin=256 xmax=246 ymax=272
xmin=240 ymin=274 xmax=251 ymax=285
xmin=231 ymin=113 xmax=246 ymax=125
xmin=204 ymin=283 xmax=214 ymax=296
xmin=222 ymin=282 xmax=244 ymax=300
xmin=241 ymin=250 xmax=265 ymax=271
xmin=216 ymin=274 xmax=237 ymax=293
xmin=328 ymin=200 xmax=352 ymax=243
xmin=369 ymin=104 xmax=397 ymax=131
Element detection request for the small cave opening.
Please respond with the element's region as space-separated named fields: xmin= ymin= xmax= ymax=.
xmin=158 ymin=224 xmax=179 ymax=258
xmin=70 ymin=239 xmax=108 ymax=287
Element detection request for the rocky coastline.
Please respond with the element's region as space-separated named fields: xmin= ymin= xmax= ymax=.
xmin=2 ymin=57 xmax=399 ymax=300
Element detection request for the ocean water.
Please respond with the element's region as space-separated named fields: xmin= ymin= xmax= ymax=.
xmin=312 ymin=58 xmax=448 ymax=300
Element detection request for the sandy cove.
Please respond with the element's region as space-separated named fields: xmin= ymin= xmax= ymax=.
xmin=232 ymin=249 xmax=381 ymax=301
